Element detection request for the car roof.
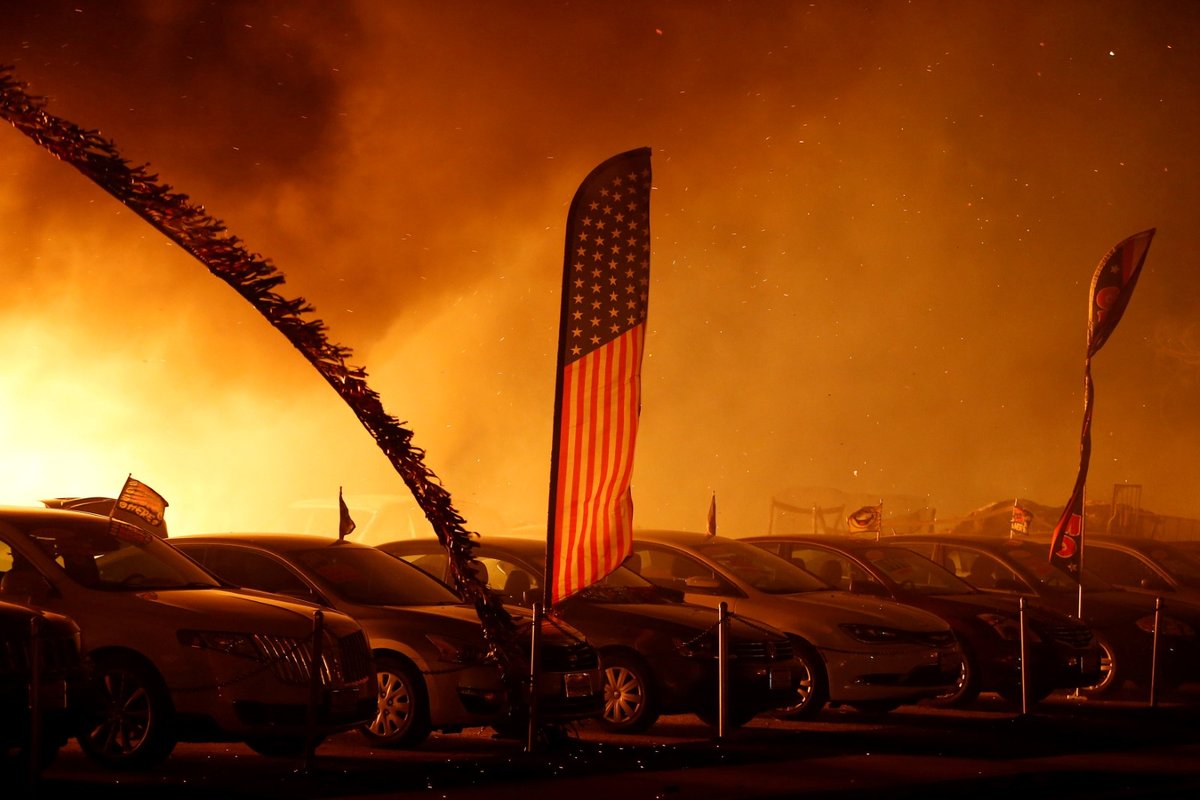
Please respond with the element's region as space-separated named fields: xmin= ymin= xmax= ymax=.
xmin=633 ymin=529 xmax=726 ymax=547
xmin=741 ymin=534 xmax=894 ymax=549
xmin=1 ymin=504 xmax=112 ymax=526
xmin=172 ymin=532 xmax=373 ymax=552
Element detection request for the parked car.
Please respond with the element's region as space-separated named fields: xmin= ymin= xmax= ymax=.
xmin=887 ymin=533 xmax=1200 ymax=697
xmin=622 ymin=530 xmax=964 ymax=717
xmin=172 ymin=533 xmax=604 ymax=744
xmin=1 ymin=599 xmax=85 ymax=777
xmin=1083 ymin=535 xmax=1200 ymax=604
xmin=0 ymin=505 xmax=376 ymax=768
xmin=380 ymin=535 xmax=801 ymax=731
xmin=740 ymin=535 xmax=1102 ymax=707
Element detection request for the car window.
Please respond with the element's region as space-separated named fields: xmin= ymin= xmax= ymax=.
xmin=194 ymin=547 xmax=320 ymax=602
xmin=296 ymin=546 xmax=464 ymax=606
xmin=405 ymin=552 xmax=449 ymax=580
xmin=693 ymin=539 xmax=829 ymax=594
xmin=859 ymin=547 xmax=974 ymax=595
xmin=786 ymin=547 xmax=856 ymax=590
xmin=6 ymin=523 xmax=220 ymax=591
xmin=941 ymin=547 xmax=1029 ymax=593
xmin=1086 ymin=548 xmax=1163 ymax=590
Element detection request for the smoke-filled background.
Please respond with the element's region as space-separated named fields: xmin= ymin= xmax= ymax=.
xmin=2 ymin=0 xmax=1198 ymax=539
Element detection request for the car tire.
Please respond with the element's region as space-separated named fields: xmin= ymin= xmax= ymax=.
xmin=597 ymin=650 xmax=660 ymax=734
xmin=1080 ymin=637 xmax=1121 ymax=697
xmin=359 ymin=654 xmax=432 ymax=748
xmin=923 ymin=645 xmax=981 ymax=709
xmin=695 ymin=701 xmax=758 ymax=729
xmin=77 ymin=652 xmax=177 ymax=769
xmin=771 ymin=638 xmax=828 ymax=720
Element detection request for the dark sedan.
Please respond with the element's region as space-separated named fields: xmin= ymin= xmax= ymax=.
xmin=888 ymin=533 xmax=1200 ymax=697
xmin=380 ymin=535 xmax=801 ymax=732
xmin=173 ymin=534 xmax=604 ymax=746
xmin=741 ymin=535 xmax=1102 ymax=707
xmin=1084 ymin=535 xmax=1200 ymax=605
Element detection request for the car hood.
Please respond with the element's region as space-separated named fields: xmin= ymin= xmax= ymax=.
xmin=559 ymin=599 xmax=786 ymax=643
xmin=766 ymin=590 xmax=950 ymax=632
xmin=131 ymin=587 xmax=363 ymax=638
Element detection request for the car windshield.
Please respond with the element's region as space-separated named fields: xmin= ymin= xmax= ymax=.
xmin=294 ymin=546 xmax=464 ymax=606
xmin=1142 ymin=543 xmax=1200 ymax=588
xmin=693 ymin=539 xmax=829 ymax=594
xmin=576 ymin=564 xmax=671 ymax=603
xmin=999 ymin=544 xmax=1116 ymax=593
xmin=858 ymin=546 xmax=976 ymax=596
xmin=25 ymin=522 xmax=220 ymax=591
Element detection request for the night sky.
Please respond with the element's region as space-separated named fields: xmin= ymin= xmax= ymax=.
xmin=2 ymin=1 xmax=1198 ymax=539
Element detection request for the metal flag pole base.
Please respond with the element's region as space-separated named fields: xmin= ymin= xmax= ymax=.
xmin=1019 ymin=596 xmax=1029 ymax=716
xmin=305 ymin=609 xmax=324 ymax=774
xmin=1149 ymin=596 xmax=1162 ymax=709
xmin=527 ymin=601 xmax=543 ymax=753
xmin=716 ymin=601 xmax=729 ymax=740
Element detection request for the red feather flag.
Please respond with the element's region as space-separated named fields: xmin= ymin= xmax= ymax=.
xmin=547 ymin=148 xmax=652 ymax=606
xmin=1049 ymin=229 xmax=1155 ymax=579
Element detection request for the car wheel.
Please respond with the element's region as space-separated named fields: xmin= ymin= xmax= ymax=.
xmin=244 ymin=735 xmax=324 ymax=757
xmin=359 ymin=654 xmax=432 ymax=748
xmin=1080 ymin=637 xmax=1121 ymax=697
xmin=598 ymin=651 xmax=660 ymax=734
xmin=772 ymin=639 xmax=828 ymax=720
xmin=78 ymin=653 xmax=176 ymax=769
xmin=923 ymin=646 xmax=980 ymax=709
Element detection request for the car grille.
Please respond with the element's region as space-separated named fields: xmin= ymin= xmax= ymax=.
xmin=1030 ymin=618 xmax=1094 ymax=648
xmin=253 ymin=629 xmax=372 ymax=687
xmin=539 ymin=640 xmax=600 ymax=672
xmin=731 ymin=640 xmax=795 ymax=662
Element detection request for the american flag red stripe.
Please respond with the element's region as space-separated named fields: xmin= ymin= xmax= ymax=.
xmin=548 ymin=147 xmax=651 ymax=605
xmin=552 ymin=326 xmax=643 ymax=602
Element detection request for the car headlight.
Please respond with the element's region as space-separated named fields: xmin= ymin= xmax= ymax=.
xmin=977 ymin=613 xmax=1042 ymax=643
xmin=178 ymin=629 xmax=262 ymax=660
xmin=1137 ymin=615 xmax=1196 ymax=637
xmin=673 ymin=634 xmax=718 ymax=659
xmin=426 ymin=634 xmax=486 ymax=665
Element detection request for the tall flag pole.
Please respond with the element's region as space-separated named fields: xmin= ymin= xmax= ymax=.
xmin=1049 ymin=229 xmax=1155 ymax=581
xmin=545 ymin=147 xmax=652 ymax=607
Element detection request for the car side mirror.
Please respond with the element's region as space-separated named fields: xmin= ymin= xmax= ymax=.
xmin=849 ymin=580 xmax=888 ymax=597
xmin=683 ymin=576 xmax=722 ymax=592
xmin=655 ymin=585 xmax=685 ymax=603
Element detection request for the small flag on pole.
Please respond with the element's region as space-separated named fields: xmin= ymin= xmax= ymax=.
xmin=546 ymin=147 xmax=652 ymax=606
xmin=847 ymin=504 xmax=882 ymax=534
xmin=1049 ymin=229 xmax=1154 ymax=579
xmin=109 ymin=475 xmax=168 ymax=538
xmin=706 ymin=492 xmax=717 ymax=538
xmin=1010 ymin=500 xmax=1033 ymax=536
xmin=338 ymin=487 xmax=356 ymax=541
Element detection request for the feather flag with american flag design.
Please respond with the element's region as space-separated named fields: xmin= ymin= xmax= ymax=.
xmin=546 ymin=148 xmax=652 ymax=606
xmin=1049 ymin=229 xmax=1155 ymax=579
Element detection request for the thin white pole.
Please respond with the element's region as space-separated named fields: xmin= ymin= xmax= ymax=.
xmin=717 ymin=601 xmax=729 ymax=739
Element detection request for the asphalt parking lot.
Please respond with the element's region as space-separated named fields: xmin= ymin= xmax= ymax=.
xmin=27 ymin=691 xmax=1200 ymax=800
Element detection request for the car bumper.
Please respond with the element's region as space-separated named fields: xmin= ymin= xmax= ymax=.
xmin=824 ymin=644 xmax=962 ymax=702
